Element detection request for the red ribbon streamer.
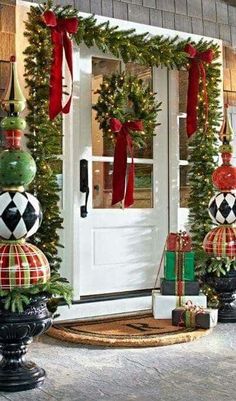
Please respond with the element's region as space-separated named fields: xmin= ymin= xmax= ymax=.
xmin=184 ymin=44 xmax=214 ymax=137
xmin=42 ymin=10 xmax=78 ymax=120
xmin=110 ymin=117 xmax=143 ymax=208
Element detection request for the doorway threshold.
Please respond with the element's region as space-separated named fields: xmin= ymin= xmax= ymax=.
xmin=56 ymin=290 xmax=155 ymax=322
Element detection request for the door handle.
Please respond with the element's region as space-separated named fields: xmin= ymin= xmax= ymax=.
xmin=80 ymin=159 xmax=89 ymax=218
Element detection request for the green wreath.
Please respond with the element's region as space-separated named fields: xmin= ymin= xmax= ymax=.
xmin=93 ymin=72 xmax=161 ymax=148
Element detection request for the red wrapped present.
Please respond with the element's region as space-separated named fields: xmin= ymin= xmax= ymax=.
xmin=166 ymin=231 xmax=192 ymax=252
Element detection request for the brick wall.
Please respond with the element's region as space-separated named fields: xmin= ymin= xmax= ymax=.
xmin=26 ymin=0 xmax=236 ymax=47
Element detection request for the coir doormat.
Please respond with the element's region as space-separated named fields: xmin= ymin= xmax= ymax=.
xmin=47 ymin=314 xmax=211 ymax=348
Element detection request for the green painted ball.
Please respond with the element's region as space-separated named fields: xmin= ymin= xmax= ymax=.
xmin=0 ymin=150 xmax=36 ymax=187
xmin=0 ymin=116 xmax=26 ymax=131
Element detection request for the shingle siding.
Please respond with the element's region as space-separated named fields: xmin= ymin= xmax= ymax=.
xmin=20 ymin=0 xmax=236 ymax=47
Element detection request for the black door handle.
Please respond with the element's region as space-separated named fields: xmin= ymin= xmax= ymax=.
xmin=80 ymin=159 xmax=89 ymax=218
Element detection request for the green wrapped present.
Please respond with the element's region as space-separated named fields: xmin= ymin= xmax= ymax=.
xmin=164 ymin=251 xmax=195 ymax=281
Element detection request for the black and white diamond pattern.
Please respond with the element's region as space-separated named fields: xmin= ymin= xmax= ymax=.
xmin=0 ymin=191 xmax=42 ymax=240
xmin=208 ymin=192 xmax=236 ymax=225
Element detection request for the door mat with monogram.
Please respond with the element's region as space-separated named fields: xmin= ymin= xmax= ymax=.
xmin=47 ymin=314 xmax=211 ymax=348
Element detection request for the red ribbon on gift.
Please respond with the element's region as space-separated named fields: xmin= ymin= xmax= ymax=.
xmin=184 ymin=44 xmax=214 ymax=137
xmin=166 ymin=232 xmax=192 ymax=252
xmin=42 ymin=10 xmax=78 ymax=120
xmin=110 ymin=117 xmax=143 ymax=208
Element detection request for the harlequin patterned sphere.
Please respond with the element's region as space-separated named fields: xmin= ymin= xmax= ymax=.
xmin=0 ymin=150 xmax=36 ymax=187
xmin=208 ymin=192 xmax=236 ymax=225
xmin=0 ymin=241 xmax=50 ymax=290
xmin=0 ymin=191 xmax=42 ymax=240
xmin=203 ymin=225 xmax=236 ymax=258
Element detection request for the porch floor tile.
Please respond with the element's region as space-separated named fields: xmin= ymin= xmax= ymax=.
xmin=0 ymin=323 xmax=235 ymax=401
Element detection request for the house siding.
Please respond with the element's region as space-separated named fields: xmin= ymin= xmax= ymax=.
xmin=0 ymin=2 xmax=15 ymax=118
xmin=19 ymin=0 xmax=235 ymax=46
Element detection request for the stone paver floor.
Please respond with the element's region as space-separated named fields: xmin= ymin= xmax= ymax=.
xmin=0 ymin=323 xmax=235 ymax=401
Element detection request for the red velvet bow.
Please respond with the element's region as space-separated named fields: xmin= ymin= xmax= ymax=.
xmin=184 ymin=44 xmax=214 ymax=137
xmin=42 ymin=10 xmax=78 ymax=120
xmin=110 ymin=117 xmax=143 ymax=208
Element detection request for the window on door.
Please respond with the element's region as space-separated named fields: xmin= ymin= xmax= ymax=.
xmin=177 ymin=70 xmax=190 ymax=230
xmin=91 ymin=57 xmax=154 ymax=209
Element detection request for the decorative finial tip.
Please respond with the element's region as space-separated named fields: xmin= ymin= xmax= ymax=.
xmin=10 ymin=55 xmax=16 ymax=62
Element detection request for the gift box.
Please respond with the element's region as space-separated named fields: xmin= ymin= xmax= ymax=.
xmin=164 ymin=251 xmax=195 ymax=281
xmin=172 ymin=306 xmax=218 ymax=329
xmin=166 ymin=232 xmax=192 ymax=252
xmin=152 ymin=290 xmax=207 ymax=319
xmin=160 ymin=278 xmax=199 ymax=296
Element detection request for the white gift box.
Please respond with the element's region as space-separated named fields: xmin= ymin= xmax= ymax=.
xmin=152 ymin=290 xmax=207 ymax=319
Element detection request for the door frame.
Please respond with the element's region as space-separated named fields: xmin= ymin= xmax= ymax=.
xmin=14 ymin=5 xmax=222 ymax=320
xmin=64 ymin=47 xmax=170 ymax=301
xmin=59 ymin=13 xmax=223 ymax=320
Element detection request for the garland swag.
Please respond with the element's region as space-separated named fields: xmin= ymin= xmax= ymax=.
xmin=24 ymin=2 xmax=221 ymax=275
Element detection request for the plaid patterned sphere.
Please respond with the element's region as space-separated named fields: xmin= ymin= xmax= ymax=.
xmin=0 ymin=191 xmax=42 ymax=240
xmin=203 ymin=226 xmax=236 ymax=258
xmin=208 ymin=192 xmax=236 ymax=225
xmin=0 ymin=241 xmax=50 ymax=289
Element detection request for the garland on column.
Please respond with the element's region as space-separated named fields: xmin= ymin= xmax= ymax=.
xmin=188 ymin=42 xmax=221 ymax=249
xmin=23 ymin=2 xmax=221 ymax=306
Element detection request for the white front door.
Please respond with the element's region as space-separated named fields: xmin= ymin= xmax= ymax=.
xmin=72 ymin=46 xmax=169 ymax=298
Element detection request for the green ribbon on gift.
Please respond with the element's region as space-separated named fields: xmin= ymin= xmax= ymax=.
xmin=185 ymin=310 xmax=196 ymax=328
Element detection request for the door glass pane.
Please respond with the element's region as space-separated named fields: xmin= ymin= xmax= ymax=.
xmin=179 ymin=118 xmax=188 ymax=160
xmin=92 ymin=57 xmax=121 ymax=157
xmin=126 ymin=62 xmax=153 ymax=159
xmin=93 ymin=162 xmax=153 ymax=209
xmin=178 ymin=70 xmax=188 ymax=114
xmin=125 ymin=62 xmax=152 ymax=89
xmin=92 ymin=59 xmax=154 ymax=159
xmin=180 ymin=165 xmax=190 ymax=208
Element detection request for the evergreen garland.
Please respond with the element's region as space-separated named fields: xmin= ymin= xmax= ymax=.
xmin=22 ymin=1 xmax=222 ymax=309
xmin=188 ymin=43 xmax=221 ymax=249
xmin=24 ymin=5 xmax=63 ymax=273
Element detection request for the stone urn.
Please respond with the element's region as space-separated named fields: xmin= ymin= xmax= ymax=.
xmin=0 ymin=294 xmax=52 ymax=392
xmin=205 ymin=270 xmax=236 ymax=323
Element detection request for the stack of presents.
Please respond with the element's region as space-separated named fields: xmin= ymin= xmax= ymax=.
xmin=153 ymin=232 xmax=218 ymax=330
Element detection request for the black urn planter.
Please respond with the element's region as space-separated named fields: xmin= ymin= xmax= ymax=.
xmin=206 ymin=270 xmax=236 ymax=323
xmin=0 ymin=295 xmax=52 ymax=392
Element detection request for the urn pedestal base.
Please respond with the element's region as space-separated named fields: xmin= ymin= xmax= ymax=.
xmin=218 ymin=292 xmax=236 ymax=323
xmin=206 ymin=271 xmax=236 ymax=323
xmin=0 ymin=295 xmax=52 ymax=392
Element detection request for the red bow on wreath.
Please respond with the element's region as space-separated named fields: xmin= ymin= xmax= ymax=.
xmin=110 ymin=117 xmax=144 ymax=208
xmin=42 ymin=10 xmax=78 ymax=120
xmin=184 ymin=44 xmax=214 ymax=137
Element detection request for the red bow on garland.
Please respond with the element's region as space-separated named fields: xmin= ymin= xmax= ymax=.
xmin=42 ymin=10 xmax=78 ymax=120
xmin=110 ymin=117 xmax=144 ymax=208
xmin=184 ymin=44 xmax=214 ymax=137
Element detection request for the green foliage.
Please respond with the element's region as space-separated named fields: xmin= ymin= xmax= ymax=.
xmin=0 ymin=275 xmax=73 ymax=314
xmin=24 ymin=5 xmax=63 ymax=273
xmin=76 ymin=15 xmax=188 ymax=68
xmin=188 ymin=41 xmax=221 ymax=249
xmin=93 ymin=72 xmax=162 ymax=148
xmin=195 ymin=249 xmax=236 ymax=278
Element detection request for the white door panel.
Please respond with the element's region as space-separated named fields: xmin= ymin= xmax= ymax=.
xmin=71 ymin=45 xmax=169 ymax=297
